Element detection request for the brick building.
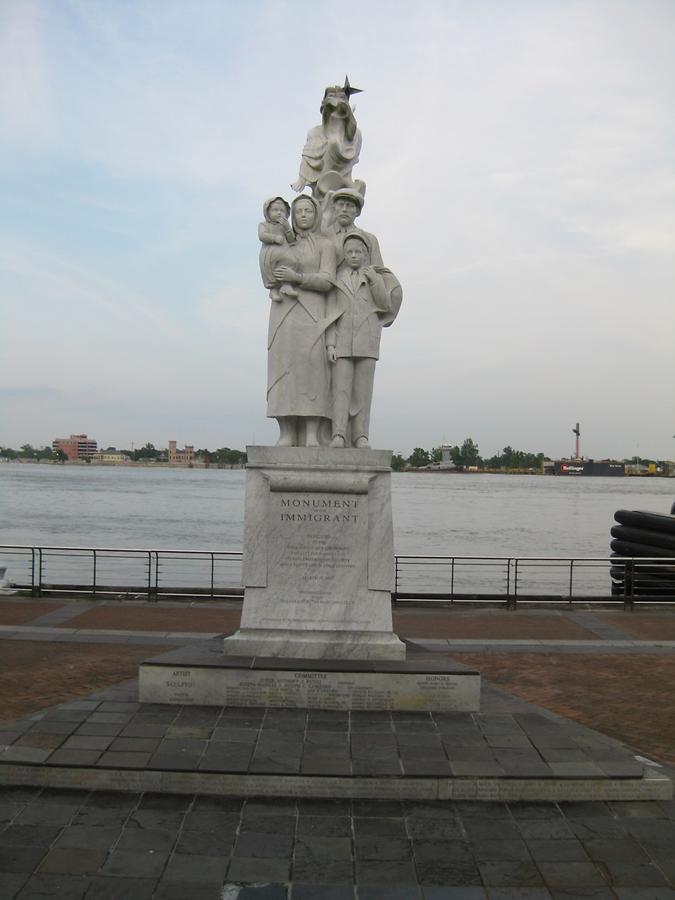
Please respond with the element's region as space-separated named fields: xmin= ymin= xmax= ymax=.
xmin=167 ymin=441 xmax=194 ymax=465
xmin=52 ymin=434 xmax=98 ymax=461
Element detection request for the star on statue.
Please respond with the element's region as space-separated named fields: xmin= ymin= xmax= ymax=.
xmin=343 ymin=76 xmax=362 ymax=100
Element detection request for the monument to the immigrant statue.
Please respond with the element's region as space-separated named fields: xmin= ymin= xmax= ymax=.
xmin=223 ymin=78 xmax=406 ymax=661
xmin=140 ymin=80 xmax=479 ymax=710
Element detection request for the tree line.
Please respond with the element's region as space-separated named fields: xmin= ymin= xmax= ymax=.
xmin=391 ymin=439 xmax=547 ymax=472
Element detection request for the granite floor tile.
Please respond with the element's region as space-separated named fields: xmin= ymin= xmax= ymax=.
xmin=38 ymin=848 xmax=106 ymax=875
xmin=464 ymin=818 xmax=522 ymax=840
xmin=353 ymin=836 xmax=411 ymax=861
xmin=234 ymin=831 xmax=294 ymax=859
xmin=53 ymin=826 xmax=121 ymax=850
xmin=241 ymin=813 xmax=296 ymax=835
xmin=0 ymin=847 xmax=49 ymax=874
xmin=100 ymin=849 xmax=170 ymax=878
xmin=355 ymin=859 xmax=418 ymax=884
xmin=295 ymin=836 xmax=353 ymax=863
xmin=152 ymin=881 xmax=225 ymax=900
xmin=601 ymin=860 xmax=670 ymax=887
xmin=414 ymin=860 xmax=483 ymax=887
xmin=352 ymin=816 xmax=407 ymax=838
xmin=0 ymin=873 xmax=29 ymax=900
xmin=1 ymin=825 xmax=63 ymax=846
xmin=583 ymin=838 xmax=650 ymax=863
xmin=116 ymin=827 xmax=176 ymax=852
xmin=526 ymin=840 xmax=588 ymax=862
xmin=47 ymin=749 xmax=103 ymax=766
xmin=13 ymin=873 xmax=91 ymax=899
xmin=73 ymin=723 xmax=125 ymax=737
xmin=291 ymin=886 xmax=355 ymax=900
xmin=13 ymin=733 xmax=65 ymax=751
xmin=175 ymin=828 xmax=237 ymax=855
xmin=358 ymin=888 xmax=422 ymax=900
xmin=15 ymin=803 xmax=77 ymax=827
xmin=536 ymin=862 xmax=607 ymax=888
xmin=516 ymin=820 xmax=574 ymax=840
xmin=472 ymin=839 xmax=532 ymax=862
xmin=161 ymin=853 xmax=229 ymax=882
xmin=407 ymin=818 xmax=464 ymax=840
xmin=182 ymin=810 xmax=241 ymax=833
xmin=296 ymin=815 xmax=351 ymax=838
xmin=82 ymin=875 xmax=157 ymax=899
xmin=239 ymin=797 xmax=292 ymax=813
xmin=61 ymin=736 xmax=114 ymax=751
xmin=297 ymin=799 xmax=351 ymax=817
xmin=291 ymin=859 xmax=354 ymax=884
xmin=478 ymin=860 xmax=545 ymax=887
xmin=96 ymin=750 xmax=152 ymax=768
xmin=227 ymin=856 xmax=290 ymax=883
xmin=421 ymin=888 xmax=488 ymax=899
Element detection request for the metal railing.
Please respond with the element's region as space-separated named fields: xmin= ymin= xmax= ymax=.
xmin=0 ymin=545 xmax=673 ymax=606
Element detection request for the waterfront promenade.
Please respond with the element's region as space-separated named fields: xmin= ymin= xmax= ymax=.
xmin=1 ymin=596 xmax=674 ymax=897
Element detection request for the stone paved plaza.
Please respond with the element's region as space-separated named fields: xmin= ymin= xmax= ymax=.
xmin=0 ymin=597 xmax=674 ymax=897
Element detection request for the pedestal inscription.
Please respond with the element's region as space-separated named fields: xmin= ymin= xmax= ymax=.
xmin=266 ymin=490 xmax=366 ymax=623
xmin=140 ymin=663 xmax=480 ymax=711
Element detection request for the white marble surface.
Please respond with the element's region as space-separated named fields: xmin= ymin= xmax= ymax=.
xmin=227 ymin=446 xmax=404 ymax=660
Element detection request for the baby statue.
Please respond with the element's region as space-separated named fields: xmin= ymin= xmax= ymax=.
xmin=258 ymin=197 xmax=298 ymax=301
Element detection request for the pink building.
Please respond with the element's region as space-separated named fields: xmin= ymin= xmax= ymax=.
xmin=52 ymin=434 xmax=98 ymax=461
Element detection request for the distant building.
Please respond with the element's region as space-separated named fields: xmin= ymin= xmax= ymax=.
xmin=52 ymin=434 xmax=98 ymax=461
xmin=168 ymin=440 xmax=194 ymax=466
xmin=92 ymin=450 xmax=128 ymax=464
xmin=439 ymin=445 xmax=456 ymax=470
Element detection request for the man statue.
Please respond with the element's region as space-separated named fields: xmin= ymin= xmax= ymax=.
xmin=291 ymin=80 xmax=364 ymax=201
xmin=323 ymin=187 xmax=383 ymax=267
xmin=327 ymin=234 xmax=402 ymax=448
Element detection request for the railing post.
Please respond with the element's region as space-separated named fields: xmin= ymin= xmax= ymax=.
xmin=568 ymin=559 xmax=574 ymax=604
xmin=210 ymin=553 xmax=215 ymax=600
xmin=450 ymin=558 xmax=455 ymax=599
xmin=92 ymin=550 xmax=97 ymax=598
xmin=623 ymin=559 xmax=634 ymax=610
xmin=509 ymin=558 xmax=518 ymax=610
xmin=147 ymin=552 xmax=153 ymax=600
xmin=37 ymin=548 xmax=43 ymax=597
xmin=31 ymin=548 xmax=37 ymax=597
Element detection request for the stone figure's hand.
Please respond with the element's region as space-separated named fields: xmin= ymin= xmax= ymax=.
xmin=327 ymin=346 xmax=337 ymax=364
xmin=274 ymin=266 xmax=300 ymax=284
xmin=363 ymin=266 xmax=376 ymax=283
xmin=291 ymin=177 xmax=307 ymax=192
xmin=275 ymin=235 xmax=284 ymax=244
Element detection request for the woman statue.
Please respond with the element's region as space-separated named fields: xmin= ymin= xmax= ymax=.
xmin=267 ymin=194 xmax=337 ymax=447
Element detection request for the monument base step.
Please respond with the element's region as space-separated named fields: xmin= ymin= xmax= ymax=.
xmin=138 ymin=643 xmax=480 ymax=712
xmin=0 ymin=764 xmax=670 ymax=803
xmin=222 ymin=627 xmax=407 ymax=661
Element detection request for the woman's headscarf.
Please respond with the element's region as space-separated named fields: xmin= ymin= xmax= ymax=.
xmin=291 ymin=194 xmax=322 ymax=234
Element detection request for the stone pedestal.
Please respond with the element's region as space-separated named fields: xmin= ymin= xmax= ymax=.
xmin=222 ymin=446 xmax=405 ymax=661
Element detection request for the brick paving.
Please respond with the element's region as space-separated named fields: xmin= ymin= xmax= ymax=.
xmin=393 ymin=610 xmax=598 ymax=641
xmin=595 ymin=612 xmax=675 ymax=641
xmin=0 ymin=642 xmax=175 ymax=722
xmin=0 ymin=787 xmax=674 ymax=898
xmin=55 ymin=605 xmax=242 ymax=635
xmin=0 ymin=602 xmax=64 ymax=627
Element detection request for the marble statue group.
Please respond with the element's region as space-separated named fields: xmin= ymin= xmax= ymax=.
xmin=259 ymin=78 xmax=402 ymax=449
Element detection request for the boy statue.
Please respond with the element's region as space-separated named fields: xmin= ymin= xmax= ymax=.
xmin=327 ymin=234 xmax=402 ymax=448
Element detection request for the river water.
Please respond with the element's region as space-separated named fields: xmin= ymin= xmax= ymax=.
xmin=2 ymin=463 xmax=673 ymax=557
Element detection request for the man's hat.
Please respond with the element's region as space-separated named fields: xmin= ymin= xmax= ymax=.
xmin=331 ymin=187 xmax=364 ymax=210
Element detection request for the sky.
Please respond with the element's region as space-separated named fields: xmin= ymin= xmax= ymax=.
xmin=1 ymin=0 xmax=674 ymax=461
